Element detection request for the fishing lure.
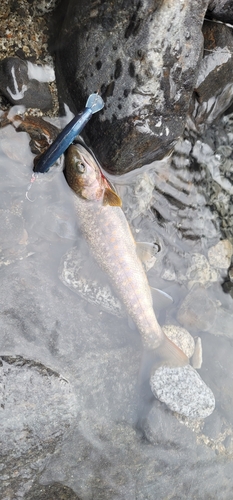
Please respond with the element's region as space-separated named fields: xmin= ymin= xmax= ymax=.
xmin=33 ymin=93 xmax=104 ymax=173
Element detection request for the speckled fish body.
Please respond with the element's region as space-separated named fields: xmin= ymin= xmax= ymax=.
xmin=65 ymin=144 xmax=188 ymax=365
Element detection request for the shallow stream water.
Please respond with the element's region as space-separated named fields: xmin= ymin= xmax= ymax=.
xmin=0 ymin=110 xmax=233 ymax=499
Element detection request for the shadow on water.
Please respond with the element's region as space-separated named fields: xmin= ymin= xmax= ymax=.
xmin=1 ymin=110 xmax=233 ymax=499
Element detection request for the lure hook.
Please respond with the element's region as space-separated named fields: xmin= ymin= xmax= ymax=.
xmin=25 ymin=172 xmax=37 ymax=202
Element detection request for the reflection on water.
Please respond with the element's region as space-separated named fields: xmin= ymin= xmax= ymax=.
xmin=0 ymin=113 xmax=233 ymax=499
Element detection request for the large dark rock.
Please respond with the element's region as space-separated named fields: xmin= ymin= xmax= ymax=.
xmin=189 ymin=20 xmax=233 ymax=132
xmin=52 ymin=0 xmax=209 ymax=174
xmin=207 ymin=0 xmax=233 ymax=23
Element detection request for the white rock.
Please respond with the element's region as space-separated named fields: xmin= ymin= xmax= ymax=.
xmin=208 ymin=239 xmax=233 ymax=269
xmin=186 ymin=253 xmax=219 ymax=287
xmin=150 ymin=365 xmax=215 ymax=419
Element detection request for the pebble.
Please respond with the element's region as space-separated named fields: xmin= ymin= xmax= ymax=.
xmin=181 ymin=253 xmax=219 ymax=288
xmin=150 ymin=365 xmax=215 ymax=419
xmin=208 ymin=239 xmax=233 ymax=269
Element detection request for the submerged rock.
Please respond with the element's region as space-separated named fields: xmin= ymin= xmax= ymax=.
xmin=190 ymin=20 xmax=233 ymax=132
xmin=53 ymin=0 xmax=209 ymax=174
xmin=150 ymin=364 xmax=215 ymax=419
xmin=59 ymin=245 xmax=124 ymax=317
xmin=0 ymin=355 xmax=77 ymax=499
xmin=143 ymin=401 xmax=197 ymax=448
xmin=177 ymin=284 xmax=233 ymax=338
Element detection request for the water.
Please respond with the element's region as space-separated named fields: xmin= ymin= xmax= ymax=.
xmin=0 ymin=111 xmax=233 ymax=499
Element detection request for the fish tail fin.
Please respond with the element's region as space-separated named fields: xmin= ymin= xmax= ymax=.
xmin=137 ymin=335 xmax=189 ymax=390
xmin=156 ymin=333 xmax=189 ymax=367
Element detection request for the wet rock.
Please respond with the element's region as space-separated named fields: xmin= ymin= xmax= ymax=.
xmin=208 ymin=239 xmax=233 ymax=269
xmin=190 ymin=113 xmax=233 ymax=242
xmin=30 ymin=0 xmax=57 ymax=16
xmin=24 ymin=482 xmax=81 ymax=500
xmin=143 ymin=401 xmax=197 ymax=448
xmin=0 ymin=355 xmax=77 ymax=499
xmin=207 ymin=0 xmax=233 ymax=23
xmin=41 ymin=419 xmax=233 ymax=500
xmin=191 ymin=20 xmax=233 ymax=132
xmin=177 ymin=285 xmax=217 ymax=332
xmin=223 ymin=435 xmax=232 ymax=449
xmin=229 ymin=265 xmax=233 ymax=282
xmin=202 ymin=410 xmax=224 ymax=440
xmin=178 ymin=252 xmax=219 ymax=287
xmin=14 ymin=114 xmax=60 ymax=155
xmin=177 ymin=284 xmax=233 ymax=338
xmin=53 ymin=0 xmax=209 ymax=173
xmin=0 ymin=57 xmax=53 ymax=110
xmin=162 ymin=324 xmax=195 ymax=359
xmin=150 ymin=365 xmax=215 ymax=419
xmin=199 ymin=333 xmax=233 ymax=425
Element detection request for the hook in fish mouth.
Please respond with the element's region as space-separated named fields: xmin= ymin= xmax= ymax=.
xmin=25 ymin=173 xmax=37 ymax=202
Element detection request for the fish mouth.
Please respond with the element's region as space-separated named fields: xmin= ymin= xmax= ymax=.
xmin=73 ymin=136 xmax=100 ymax=166
xmin=72 ymin=137 xmax=118 ymax=194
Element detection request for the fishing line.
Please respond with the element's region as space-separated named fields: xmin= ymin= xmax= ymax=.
xmin=25 ymin=172 xmax=38 ymax=202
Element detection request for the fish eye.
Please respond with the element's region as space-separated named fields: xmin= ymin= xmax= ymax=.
xmin=76 ymin=161 xmax=86 ymax=173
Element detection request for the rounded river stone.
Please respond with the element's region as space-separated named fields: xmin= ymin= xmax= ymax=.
xmin=150 ymin=364 xmax=215 ymax=419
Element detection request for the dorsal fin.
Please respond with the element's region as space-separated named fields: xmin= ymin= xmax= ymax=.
xmin=103 ymin=187 xmax=122 ymax=207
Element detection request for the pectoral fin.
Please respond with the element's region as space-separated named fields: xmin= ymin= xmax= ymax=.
xmin=103 ymin=188 xmax=122 ymax=207
xmin=136 ymin=242 xmax=160 ymax=271
xmin=191 ymin=337 xmax=203 ymax=369
xmin=150 ymin=286 xmax=173 ymax=311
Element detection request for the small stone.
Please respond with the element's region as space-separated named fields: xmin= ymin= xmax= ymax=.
xmin=162 ymin=324 xmax=195 ymax=359
xmin=150 ymin=364 xmax=215 ymax=418
xmin=161 ymin=266 xmax=176 ymax=281
xmin=184 ymin=253 xmax=219 ymax=287
xmin=208 ymin=239 xmax=233 ymax=269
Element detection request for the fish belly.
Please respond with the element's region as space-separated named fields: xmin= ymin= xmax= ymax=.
xmin=74 ymin=196 xmax=163 ymax=350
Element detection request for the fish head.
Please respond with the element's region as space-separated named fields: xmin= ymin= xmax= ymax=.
xmin=65 ymin=144 xmax=102 ymax=200
xmin=65 ymin=143 xmax=122 ymax=206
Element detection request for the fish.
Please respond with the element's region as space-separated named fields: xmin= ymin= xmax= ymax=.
xmin=33 ymin=93 xmax=104 ymax=173
xmin=65 ymin=143 xmax=189 ymax=367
